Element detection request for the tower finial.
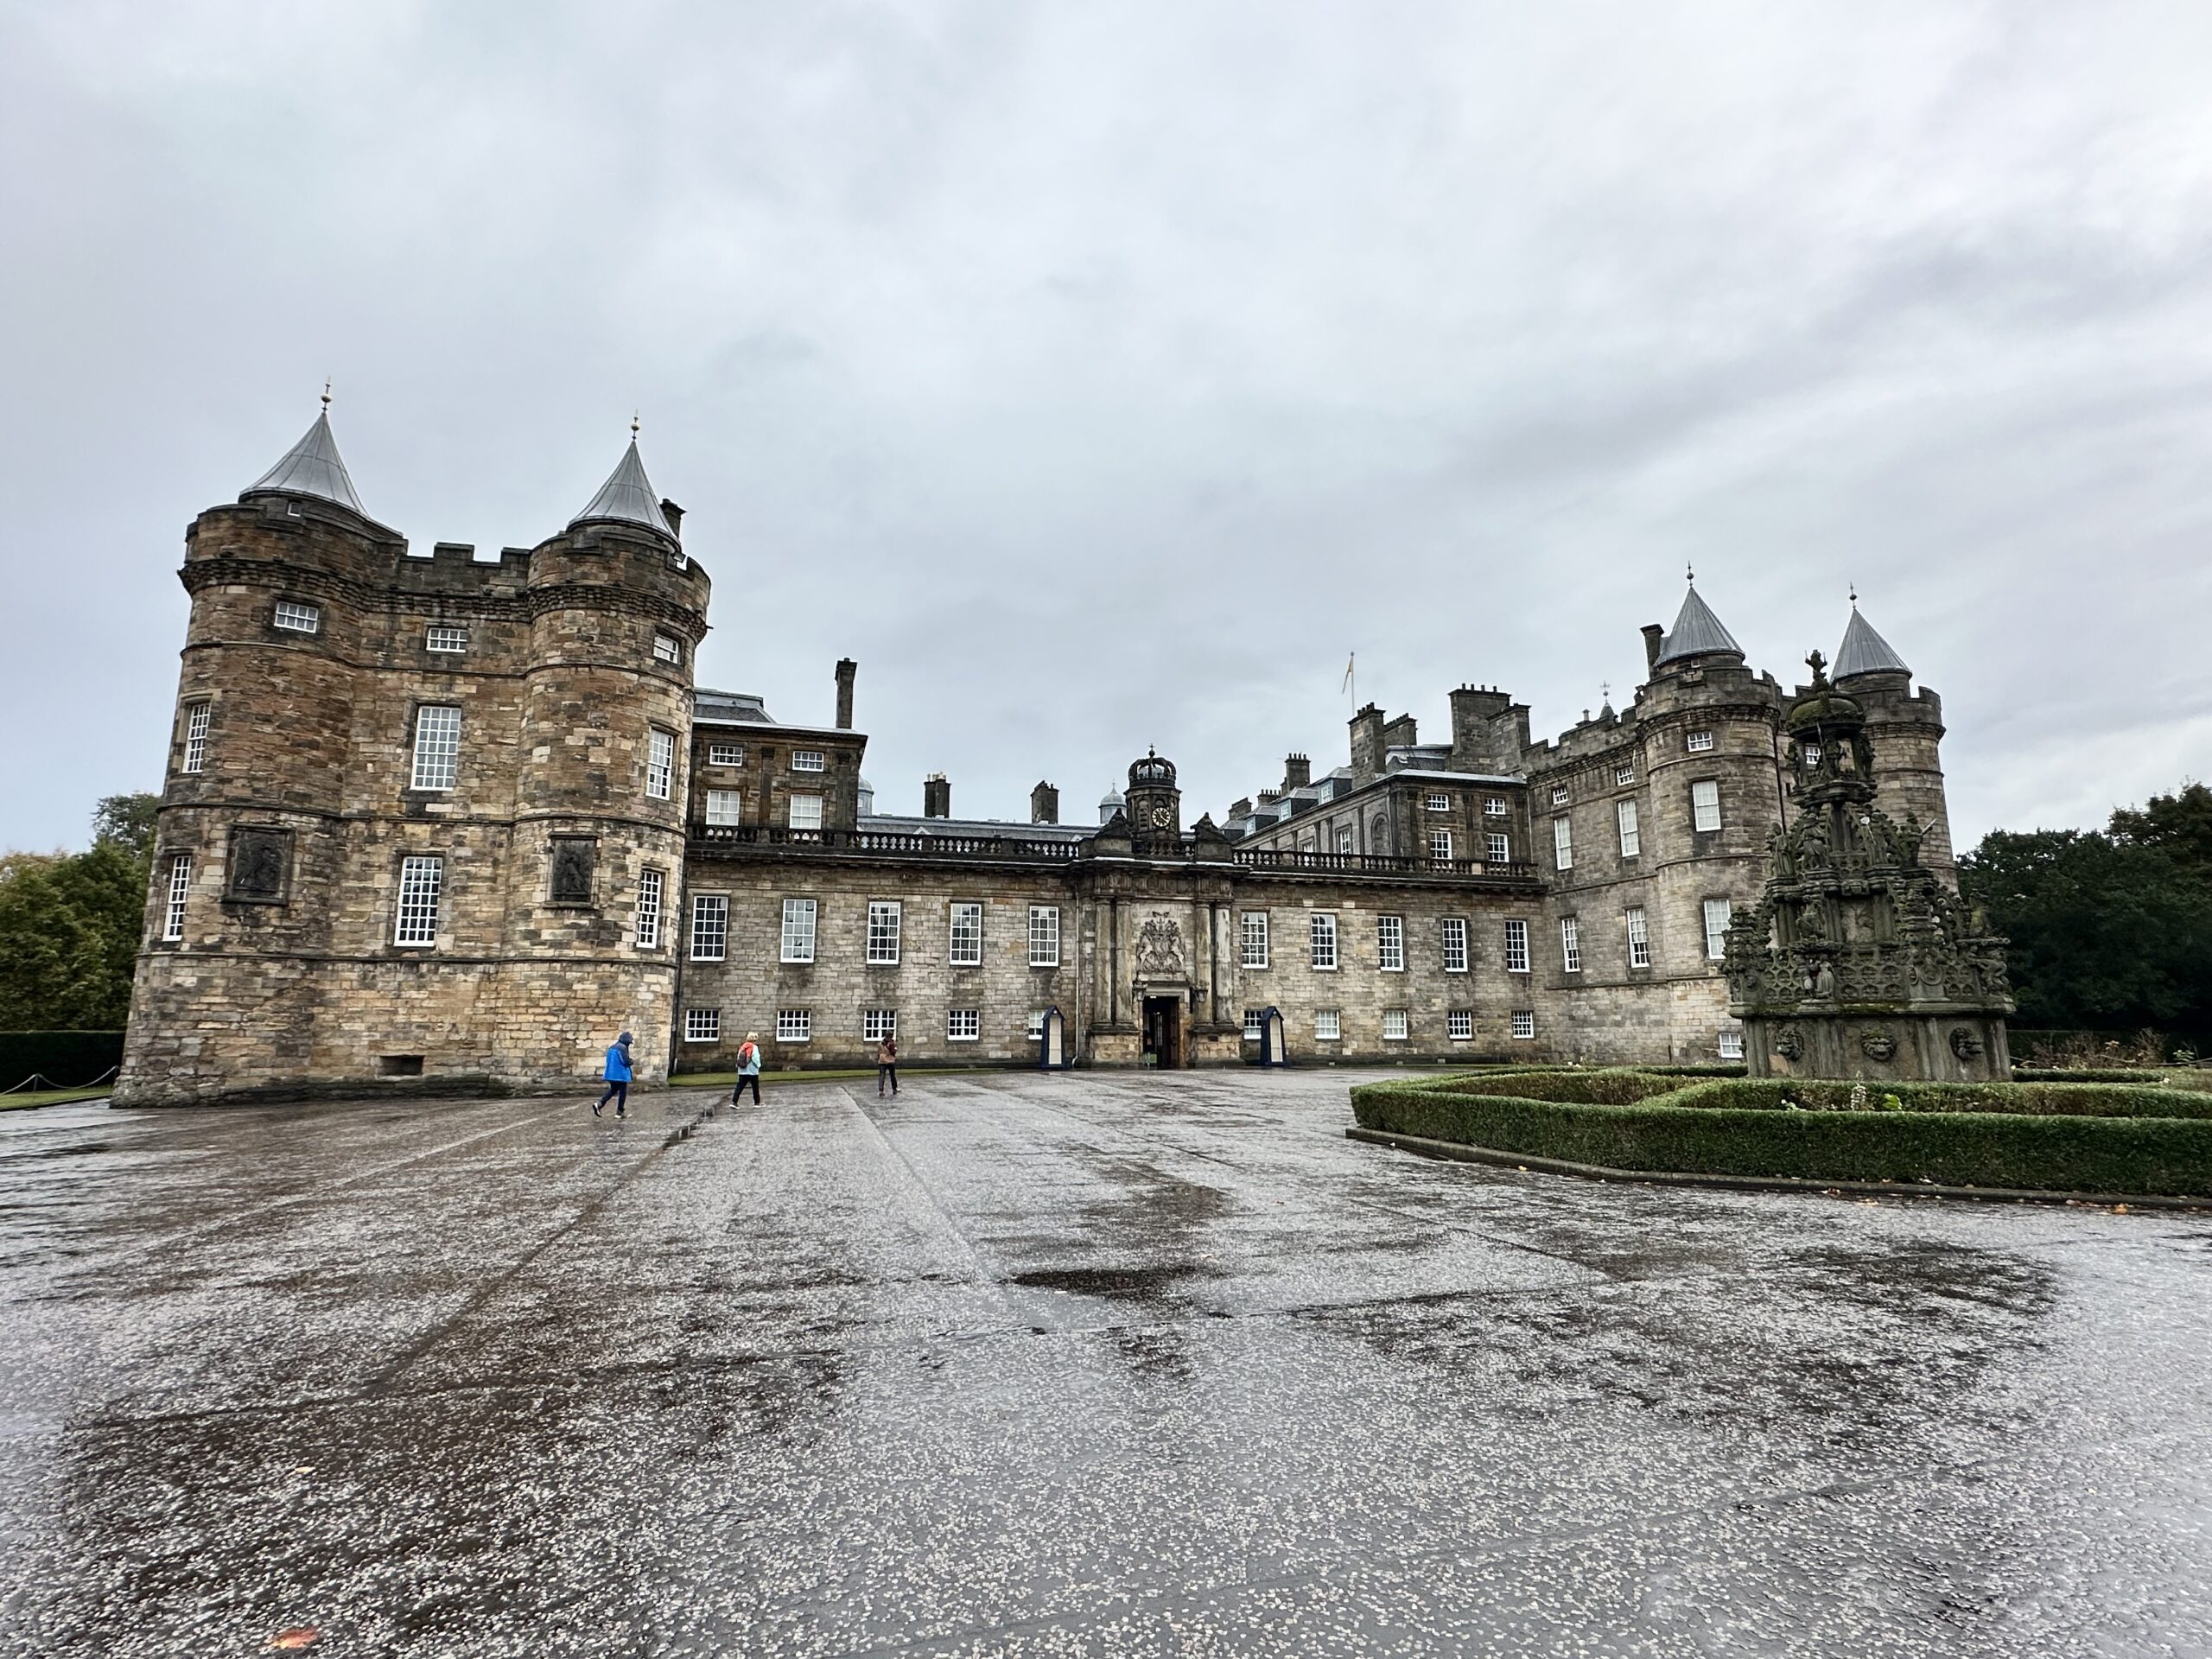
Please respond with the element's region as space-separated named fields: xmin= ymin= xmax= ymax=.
xmin=1848 ymin=581 xmax=1858 ymax=606
xmin=631 ymin=410 xmax=640 ymax=439
xmin=1686 ymin=562 xmax=1695 ymax=584
xmin=321 ymin=378 xmax=332 ymax=411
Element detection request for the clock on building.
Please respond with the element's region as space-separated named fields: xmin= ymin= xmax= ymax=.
xmin=1123 ymin=750 xmax=1183 ymax=849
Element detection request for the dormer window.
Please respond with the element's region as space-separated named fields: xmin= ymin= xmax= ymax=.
xmin=652 ymin=632 xmax=682 ymax=665
xmin=274 ymin=600 xmax=320 ymax=634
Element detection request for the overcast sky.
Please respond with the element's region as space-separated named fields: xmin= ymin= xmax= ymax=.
xmin=3 ymin=2 xmax=2208 ymax=852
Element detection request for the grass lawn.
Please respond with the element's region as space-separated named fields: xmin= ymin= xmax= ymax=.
xmin=2 ymin=1087 xmax=110 ymax=1111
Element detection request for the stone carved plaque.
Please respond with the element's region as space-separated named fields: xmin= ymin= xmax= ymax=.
xmin=1948 ymin=1027 xmax=1984 ymax=1060
xmin=549 ymin=837 xmax=596 ymax=906
xmin=226 ymin=827 xmax=292 ymax=904
xmin=1134 ymin=916 xmax=1185 ymax=979
xmin=1860 ymin=1029 xmax=1897 ymax=1062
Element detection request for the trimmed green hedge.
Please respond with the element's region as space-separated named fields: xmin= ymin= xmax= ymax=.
xmin=0 ymin=1031 xmax=124 ymax=1091
xmin=1351 ymin=1072 xmax=2212 ymax=1197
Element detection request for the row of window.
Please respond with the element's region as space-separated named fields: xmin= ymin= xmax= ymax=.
xmin=1549 ymin=785 xmax=1721 ymax=871
xmin=684 ymin=1006 xmax=1032 ymax=1044
xmin=1231 ymin=905 xmax=1731 ymax=975
xmin=702 ymin=742 xmax=822 ymax=772
xmin=1243 ymin=1007 xmax=1539 ymax=1041
xmin=690 ymin=898 xmax=1064 ymax=968
xmin=269 ymin=601 xmax=688 ymax=667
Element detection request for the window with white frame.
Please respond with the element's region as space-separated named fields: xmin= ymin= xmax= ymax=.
xmin=1315 ymin=1009 xmax=1342 ymax=1040
xmin=786 ymin=793 xmax=823 ymax=831
xmin=1337 ymin=827 xmax=1354 ymax=855
xmin=1028 ymin=906 xmax=1059 ymax=968
xmin=1719 ymin=1027 xmax=1745 ymax=1059
xmin=1240 ymin=912 xmax=1269 ymax=969
xmin=777 ymin=1008 xmax=811 ymax=1043
xmin=1615 ymin=763 xmax=1635 ymax=786
xmin=274 ymin=599 xmax=320 ymax=633
xmin=1503 ymin=918 xmax=1530 ymax=973
xmin=645 ymin=728 xmax=675 ymax=800
xmin=1382 ymin=1008 xmax=1409 ymax=1040
xmin=1551 ymin=785 xmax=1569 ymax=806
xmin=1488 ymin=831 xmax=1510 ymax=862
xmin=1376 ymin=914 xmax=1404 ymax=971
xmin=394 ymin=855 xmax=442 ymax=946
xmin=410 ymin=705 xmax=461 ymax=791
xmin=1446 ymin=1009 xmax=1475 ymax=1041
xmin=1561 ymin=917 xmax=1582 ymax=973
xmin=1691 ymin=779 xmax=1722 ymax=833
xmin=705 ymin=789 xmax=743 ymax=826
xmin=1625 ymin=906 xmax=1651 ymax=969
xmin=949 ymin=901 xmax=983 ymax=966
xmin=1426 ymin=792 xmax=1451 ymax=812
xmin=792 ymin=750 xmax=826 ymax=772
xmin=1243 ymin=1007 xmax=1266 ymax=1040
xmin=708 ymin=742 xmax=745 ymax=766
xmin=684 ymin=1007 xmax=720 ymax=1043
xmin=426 ymin=625 xmax=467 ymax=653
xmin=1687 ymin=729 xmax=1715 ymax=753
xmin=1429 ymin=829 xmax=1453 ymax=864
xmin=181 ymin=702 xmax=210 ymax=774
xmin=1702 ymin=898 xmax=1732 ymax=959
xmin=1553 ymin=817 xmax=1573 ymax=870
xmin=1440 ymin=916 xmax=1469 ymax=973
xmin=1485 ymin=797 xmax=1509 ymax=817
xmin=1019 ymin=1009 xmax=1041 ymax=1041
xmin=867 ymin=900 xmax=901 ymax=964
xmin=1309 ymin=912 xmax=1338 ymax=970
xmin=633 ymin=868 xmax=664 ymax=949
xmin=780 ymin=898 xmax=817 ymax=963
xmin=863 ymin=1008 xmax=897 ymax=1042
xmin=947 ymin=1008 xmax=980 ymax=1041
xmin=652 ymin=632 xmax=681 ymax=665
xmin=162 ymin=852 xmax=191 ymax=941
xmin=690 ymin=893 xmax=728 ymax=960
xmin=1617 ymin=798 xmax=1641 ymax=858
xmin=1511 ymin=1010 xmax=1535 ymax=1039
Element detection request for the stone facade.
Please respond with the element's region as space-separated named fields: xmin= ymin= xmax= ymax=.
xmin=117 ymin=409 xmax=1973 ymax=1102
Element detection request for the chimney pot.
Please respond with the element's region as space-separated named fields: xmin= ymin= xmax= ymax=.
xmin=834 ymin=658 xmax=856 ymax=730
xmin=1030 ymin=781 xmax=1060 ymax=825
xmin=922 ymin=773 xmax=950 ymax=818
xmin=659 ymin=499 xmax=684 ymax=540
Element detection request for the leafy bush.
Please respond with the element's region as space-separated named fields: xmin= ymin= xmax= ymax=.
xmin=1433 ymin=1069 xmax=1691 ymax=1106
xmin=0 ymin=1031 xmax=124 ymax=1090
xmin=1351 ymin=1072 xmax=2212 ymax=1196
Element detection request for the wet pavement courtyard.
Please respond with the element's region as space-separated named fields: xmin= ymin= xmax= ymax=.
xmin=3 ymin=1068 xmax=2210 ymax=1656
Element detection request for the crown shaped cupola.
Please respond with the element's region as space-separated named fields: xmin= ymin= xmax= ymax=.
xmin=241 ymin=391 xmax=369 ymax=516
xmin=569 ymin=425 xmax=674 ymax=538
xmin=1652 ymin=575 xmax=1745 ymax=668
xmin=1833 ymin=602 xmax=1910 ymax=683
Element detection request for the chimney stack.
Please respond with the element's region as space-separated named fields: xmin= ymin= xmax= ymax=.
xmin=659 ymin=499 xmax=683 ymax=540
xmin=1282 ymin=753 xmax=1311 ymax=791
xmin=1030 ymin=781 xmax=1059 ymax=825
xmin=923 ymin=773 xmax=950 ymax=818
xmin=1642 ymin=623 xmax=1665 ymax=674
xmin=834 ymin=658 xmax=856 ymax=730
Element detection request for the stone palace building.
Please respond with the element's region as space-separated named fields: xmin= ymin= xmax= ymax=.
xmin=114 ymin=406 xmax=1958 ymax=1103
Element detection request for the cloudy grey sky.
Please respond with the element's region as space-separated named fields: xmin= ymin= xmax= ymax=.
xmin=3 ymin=2 xmax=2208 ymax=852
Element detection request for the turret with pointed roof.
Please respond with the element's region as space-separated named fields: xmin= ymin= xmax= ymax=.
xmin=1652 ymin=578 xmax=1745 ymax=668
xmin=569 ymin=428 xmax=674 ymax=539
xmin=241 ymin=391 xmax=369 ymax=518
xmin=1834 ymin=603 xmax=1910 ymax=683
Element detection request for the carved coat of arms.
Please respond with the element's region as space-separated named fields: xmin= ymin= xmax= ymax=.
xmin=1134 ymin=916 xmax=1185 ymax=979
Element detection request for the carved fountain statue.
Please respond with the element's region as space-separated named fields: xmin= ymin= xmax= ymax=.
xmin=1722 ymin=652 xmax=2014 ymax=1081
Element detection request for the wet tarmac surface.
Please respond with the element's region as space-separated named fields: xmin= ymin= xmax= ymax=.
xmin=3 ymin=1069 xmax=2210 ymax=1656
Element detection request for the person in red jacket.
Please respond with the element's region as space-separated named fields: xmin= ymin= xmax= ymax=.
xmin=732 ymin=1033 xmax=761 ymax=1104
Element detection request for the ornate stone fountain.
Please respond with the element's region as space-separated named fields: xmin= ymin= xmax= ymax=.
xmin=1723 ymin=652 xmax=2013 ymax=1081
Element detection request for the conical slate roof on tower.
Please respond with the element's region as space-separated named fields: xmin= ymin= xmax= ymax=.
xmin=243 ymin=405 xmax=366 ymax=515
xmin=1834 ymin=605 xmax=1910 ymax=680
xmin=1653 ymin=582 xmax=1744 ymax=666
xmin=569 ymin=436 xmax=673 ymax=537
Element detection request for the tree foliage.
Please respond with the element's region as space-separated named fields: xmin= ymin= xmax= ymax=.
xmin=90 ymin=792 xmax=162 ymax=863
xmin=0 ymin=842 xmax=149 ymax=1029
xmin=1961 ymin=784 xmax=2212 ymax=1040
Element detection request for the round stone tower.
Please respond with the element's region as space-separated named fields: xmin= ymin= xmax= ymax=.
xmin=495 ymin=434 xmax=710 ymax=1087
xmin=1831 ymin=601 xmax=1955 ymax=883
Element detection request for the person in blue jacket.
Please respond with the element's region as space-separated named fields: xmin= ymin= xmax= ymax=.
xmin=594 ymin=1031 xmax=634 ymax=1117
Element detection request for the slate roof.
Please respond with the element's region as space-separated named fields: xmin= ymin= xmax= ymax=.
xmin=244 ymin=409 xmax=366 ymax=515
xmin=1834 ymin=606 xmax=1910 ymax=680
xmin=569 ymin=439 xmax=673 ymax=537
xmin=1654 ymin=584 xmax=1744 ymax=665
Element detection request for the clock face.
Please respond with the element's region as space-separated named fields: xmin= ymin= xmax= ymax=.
xmin=1150 ymin=805 xmax=1171 ymax=828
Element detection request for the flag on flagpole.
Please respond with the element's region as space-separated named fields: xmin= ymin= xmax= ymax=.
xmin=1342 ymin=652 xmax=1355 ymax=700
